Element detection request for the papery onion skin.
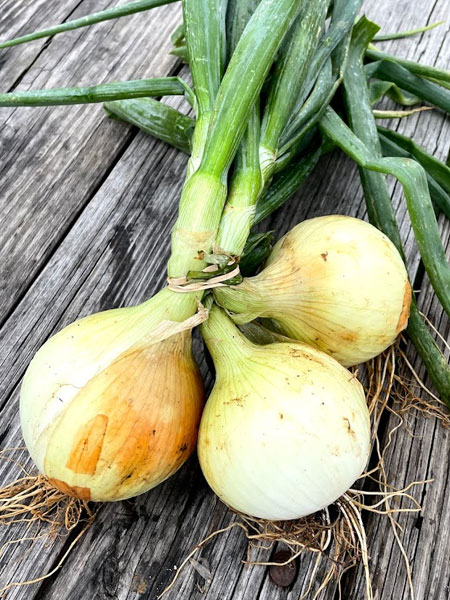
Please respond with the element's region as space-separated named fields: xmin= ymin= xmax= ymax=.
xmin=198 ymin=306 xmax=371 ymax=521
xmin=215 ymin=215 xmax=411 ymax=366
xmin=20 ymin=289 xmax=204 ymax=502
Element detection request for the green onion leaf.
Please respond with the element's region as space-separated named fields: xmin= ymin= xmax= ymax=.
xmin=0 ymin=0 xmax=180 ymax=49
xmin=367 ymin=45 xmax=450 ymax=85
xmin=407 ymin=302 xmax=450 ymax=408
xmin=373 ymin=20 xmax=444 ymax=42
xmin=199 ymin=0 xmax=304 ymax=177
xmin=368 ymin=79 xmax=422 ymax=106
xmin=182 ymin=0 xmax=227 ymax=172
xmin=254 ymin=144 xmax=322 ymax=224
xmin=324 ymin=16 xmax=450 ymax=402
xmin=260 ymin=0 xmax=330 ymax=160
xmin=0 ymin=77 xmax=187 ymax=107
xmin=373 ymin=107 xmax=432 ymax=119
xmin=168 ymin=0 xmax=304 ymax=278
xmin=105 ymin=98 xmax=194 ymax=153
xmin=378 ymin=126 xmax=450 ymax=195
xmin=368 ymin=59 xmax=450 ymax=113
xmin=378 ymin=132 xmax=450 ymax=219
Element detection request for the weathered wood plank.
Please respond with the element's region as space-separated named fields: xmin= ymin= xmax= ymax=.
xmin=0 ymin=0 xmax=84 ymax=91
xmin=0 ymin=0 xmax=181 ymax=325
xmin=0 ymin=0 xmax=448 ymax=599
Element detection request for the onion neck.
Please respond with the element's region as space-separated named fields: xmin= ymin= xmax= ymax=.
xmin=140 ymin=287 xmax=198 ymax=323
xmin=201 ymin=305 xmax=254 ymax=372
xmin=213 ymin=275 xmax=270 ymax=323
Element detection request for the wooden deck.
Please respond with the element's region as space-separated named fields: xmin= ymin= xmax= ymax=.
xmin=0 ymin=1 xmax=449 ymax=598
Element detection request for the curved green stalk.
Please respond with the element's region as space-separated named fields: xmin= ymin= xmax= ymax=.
xmin=105 ymin=98 xmax=194 ymax=153
xmin=378 ymin=132 xmax=450 ymax=219
xmin=366 ymin=45 xmax=450 ymax=85
xmin=341 ymin=18 xmax=403 ymax=249
xmin=373 ymin=20 xmax=444 ymax=42
xmin=320 ymin=109 xmax=450 ymax=317
xmin=377 ymin=127 xmax=450 ymax=196
xmin=0 ymin=0 xmax=179 ymax=49
xmin=368 ymin=60 xmax=450 ymax=114
xmin=0 ymin=78 xmax=188 ymax=107
xmin=367 ymin=79 xmax=421 ymax=106
xmin=337 ymin=17 xmax=450 ymax=318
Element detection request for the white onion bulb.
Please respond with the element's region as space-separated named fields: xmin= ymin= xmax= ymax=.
xmin=198 ymin=305 xmax=371 ymax=520
xmin=20 ymin=289 xmax=204 ymax=502
xmin=215 ymin=215 xmax=411 ymax=366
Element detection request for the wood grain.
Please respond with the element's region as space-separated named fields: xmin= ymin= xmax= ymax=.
xmin=0 ymin=0 xmax=448 ymax=599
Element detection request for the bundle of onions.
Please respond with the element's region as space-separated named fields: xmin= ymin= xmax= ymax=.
xmin=20 ymin=289 xmax=204 ymax=501
xmin=215 ymin=215 xmax=411 ymax=366
xmin=0 ymin=1 xmax=449 ymax=595
xmin=198 ymin=305 xmax=371 ymax=520
xmin=12 ymin=0 xmax=312 ymax=508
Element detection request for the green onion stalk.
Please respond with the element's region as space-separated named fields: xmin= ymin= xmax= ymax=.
xmin=219 ymin=0 xmax=364 ymax=256
xmin=167 ymin=0 xmax=305 ymax=280
xmin=182 ymin=0 xmax=226 ymax=176
xmin=0 ymin=78 xmax=191 ymax=107
xmin=212 ymin=0 xmax=261 ymax=257
xmin=216 ymin=0 xmax=346 ymax=257
xmin=0 ymin=0 xmax=181 ymax=49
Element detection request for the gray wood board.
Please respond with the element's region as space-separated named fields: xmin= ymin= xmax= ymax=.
xmin=0 ymin=0 xmax=448 ymax=599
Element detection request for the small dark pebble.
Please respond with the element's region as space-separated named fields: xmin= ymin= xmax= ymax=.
xmin=269 ymin=550 xmax=298 ymax=587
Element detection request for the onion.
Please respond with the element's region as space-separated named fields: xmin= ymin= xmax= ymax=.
xmin=20 ymin=289 xmax=204 ymax=502
xmin=215 ymin=215 xmax=411 ymax=366
xmin=198 ymin=305 xmax=371 ymax=520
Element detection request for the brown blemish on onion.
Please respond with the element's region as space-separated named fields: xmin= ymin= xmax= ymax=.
xmin=343 ymin=417 xmax=356 ymax=439
xmin=320 ymin=252 xmax=328 ymax=262
xmin=66 ymin=413 xmax=108 ymax=475
xmin=340 ymin=331 xmax=357 ymax=343
xmin=396 ymin=280 xmax=412 ymax=333
xmin=49 ymin=477 xmax=91 ymax=500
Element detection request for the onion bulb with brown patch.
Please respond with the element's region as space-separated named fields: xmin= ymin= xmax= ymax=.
xmin=198 ymin=305 xmax=371 ymax=520
xmin=214 ymin=215 xmax=411 ymax=366
xmin=20 ymin=289 xmax=204 ymax=502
